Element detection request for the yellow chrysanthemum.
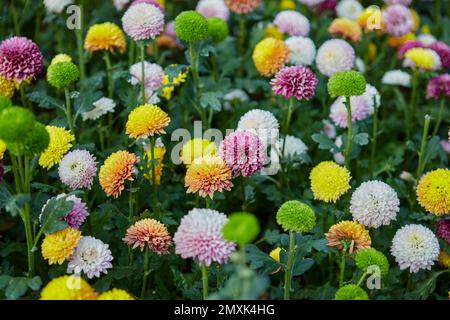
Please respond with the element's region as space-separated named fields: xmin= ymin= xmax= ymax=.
xmin=388 ymin=32 xmax=415 ymax=47
xmin=439 ymin=251 xmax=450 ymax=268
xmin=416 ymin=169 xmax=450 ymax=216
xmin=40 ymin=275 xmax=97 ymax=300
xmin=310 ymin=161 xmax=351 ymax=203
xmin=0 ymin=139 xmax=6 ymax=160
xmin=180 ymin=138 xmax=217 ymax=165
xmin=126 ymin=104 xmax=170 ymax=139
xmin=185 ymin=155 xmax=233 ymax=198
xmin=50 ymin=54 xmax=72 ymax=66
xmin=252 ymin=37 xmax=290 ymax=77
xmin=84 ymin=22 xmax=126 ymax=53
xmin=264 ymin=25 xmax=284 ymax=40
xmin=41 ymin=227 xmax=81 ymax=265
xmin=404 ymin=48 xmax=437 ymax=70
xmin=329 ymin=18 xmax=362 ymax=42
xmin=99 ymin=150 xmax=139 ymax=198
xmin=326 ymin=221 xmax=371 ymax=253
xmin=410 ymin=9 xmax=420 ymax=32
xmin=39 ymin=126 xmax=74 ymax=170
xmin=97 ymin=288 xmax=135 ymax=300
xmin=143 ymin=141 xmax=166 ymax=185
xmin=357 ymin=7 xmax=383 ymax=32
xmin=269 ymin=247 xmax=283 ymax=274
xmin=161 ymin=68 xmax=189 ymax=100
xmin=280 ymin=0 xmax=296 ymax=10
xmin=0 ymin=75 xmax=16 ymax=98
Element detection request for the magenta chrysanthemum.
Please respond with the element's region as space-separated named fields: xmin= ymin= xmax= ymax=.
xmin=436 ymin=219 xmax=450 ymax=244
xmin=173 ymin=208 xmax=236 ymax=266
xmin=0 ymin=36 xmax=44 ymax=83
xmin=426 ymin=74 xmax=450 ymax=100
xmin=428 ymin=41 xmax=450 ymax=69
xmin=58 ymin=150 xmax=97 ymax=190
xmin=398 ymin=40 xmax=423 ymax=58
xmin=274 ymin=10 xmax=310 ymax=37
xmin=122 ymin=3 xmax=164 ymax=41
xmin=271 ymin=66 xmax=318 ymax=100
xmin=382 ymin=5 xmax=414 ymax=37
xmin=219 ymin=131 xmax=266 ymax=177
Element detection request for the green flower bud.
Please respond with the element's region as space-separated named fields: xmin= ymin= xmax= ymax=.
xmin=355 ymin=248 xmax=389 ymax=276
xmin=0 ymin=106 xmax=35 ymax=143
xmin=174 ymin=11 xmax=209 ymax=43
xmin=47 ymin=61 xmax=80 ymax=89
xmin=207 ymin=17 xmax=229 ymax=43
xmin=327 ymin=70 xmax=366 ymax=98
xmin=223 ymin=212 xmax=260 ymax=246
xmin=276 ymin=200 xmax=316 ymax=233
xmin=335 ymin=284 xmax=369 ymax=300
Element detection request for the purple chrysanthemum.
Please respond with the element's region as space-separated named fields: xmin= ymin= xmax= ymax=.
xmin=41 ymin=194 xmax=89 ymax=229
xmin=274 ymin=10 xmax=310 ymax=37
xmin=219 ymin=131 xmax=266 ymax=177
xmin=428 ymin=41 xmax=450 ymax=69
xmin=398 ymin=40 xmax=423 ymax=58
xmin=58 ymin=150 xmax=97 ymax=190
xmin=173 ymin=208 xmax=236 ymax=266
xmin=271 ymin=66 xmax=318 ymax=101
xmin=0 ymin=37 xmax=44 ymax=83
xmin=436 ymin=219 xmax=450 ymax=244
xmin=426 ymin=74 xmax=450 ymax=100
xmin=382 ymin=5 xmax=414 ymax=37
xmin=122 ymin=3 xmax=164 ymax=41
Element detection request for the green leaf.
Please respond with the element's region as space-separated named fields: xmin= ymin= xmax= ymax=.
xmin=200 ymin=91 xmax=222 ymax=111
xmin=164 ymin=64 xmax=187 ymax=82
xmin=0 ymin=275 xmax=12 ymax=289
xmin=0 ymin=184 xmax=29 ymax=216
xmin=423 ymin=136 xmax=441 ymax=163
xmin=26 ymin=92 xmax=64 ymax=110
xmin=246 ymin=244 xmax=281 ymax=275
xmin=5 ymin=278 xmax=28 ymax=300
xmin=312 ymin=239 xmax=328 ymax=253
xmin=39 ymin=196 xmax=74 ymax=235
xmin=354 ymin=133 xmax=369 ymax=146
xmin=27 ymin=276 xmax=42 ymax=291
xmin=311 ymin=133 xmax=336 ymax=150
xmin=292 ymin=258 xmax=314 ymax=276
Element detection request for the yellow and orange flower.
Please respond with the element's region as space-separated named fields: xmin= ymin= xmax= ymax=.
xmin=99 ymin=150 xmax=138 ymax=198
xmin=329 ymin=18 xmax=362 ymax=42
xmin=143 ymin=139 xmax=166 ymax=185
xmin=252 ymin=37 xmax=290 ymax=77
xmin=41 ymin=227 xmax=82 ymax=265
xmin=388 ymin=32 xmax=415 ymax=48
xmin=97 ymin=288 xmax=135 ymax=300
xmin=416 ymin=168 xmax=450 ymax=216
xmin=84 ymin=22 xmax=126 ymax=53
xmin=123 ymin=218 xmax=172 ymax=254
xmin=180 ymin=138 xmax=217 ymax=166
xmin=126 ymin=104 xmax=170 ymax=139
xmin=326 ymin=221 xmax=371 ymax=253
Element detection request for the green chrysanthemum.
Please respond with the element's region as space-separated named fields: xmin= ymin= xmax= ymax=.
xmin=355 ymin=248 xmax=389 ymax=276
xmin=327 ymin=70 xmax=366 ymax=97
xmin=207 ymin=17 xmax=229 ymax=43
xmin=0 ymin=106 xmax=35 ymax=143
xmin=47 ymin=61 xmax=80 ymax=89
xmin=174 ymin=11 xmax=209 ymax=43
xmin=223 ymin=212 xmax=260 ymax=246
xmin=0 ymin=96 xmax=12 ymax=112
xmin=335 ymin=284 xmax=369 ymax=300
xmin=8 ymin=121 xmax=50 ymax=157
xmin=276 ymin=200 xmax=316 ymax=233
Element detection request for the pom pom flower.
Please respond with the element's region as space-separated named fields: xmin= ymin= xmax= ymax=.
xmin=274 ymin=10 xmax=310 ymax=37
xmin=276 ymin=200 xmax=316 ymax=233
xmin=99 ymin=151 xmax=138 ymax=198
xmin=41 ymin=194 xmax=89 ymax=230
xmin=328 ymin=18 xmax=362 ymax=42
xmin=315 ymin=39 xmax=355 ymax=77
xmin=326 ymin=221 xmax=371 ymax=253
xmin=416 ymin=169 xmax=450 ymax=216
xmin=41 ymin=227 xmax=82 ymax=265
xmin=97 ymin=289 xmax=134 ymax=300
xmin=403 ymin=47 xmax=441 ymax=70
xmin=84 ymin=23 xmax=126 ymax=53
xmin=310 ymin=161 xmax=351 ymax=203
xmin=271 ymin=66 xmax=318 ymax=101
xmin=39 ymin=126 xmax=75 ymax=170
xmin=180 ymin=138 xmax=217 ymax=165
xmin=328 ymin=70 xmax=366 ymax=98
xmin=237 ymin=109 xmax=279 ymax=145
xmin=426 ymin=74 xmax=450 ymax=100
xmin=58 ymin=150 xmax=97 ymax=190
xmin=252 ymin=38 xmax=290 ymax=77
xmin=40 ymin=275 xmax=97 ymax=300
xmin=285 ymin=36 xmax=316 ymax=66
xmin=47 ymin=61 xmax=80 ymax=89
xmin=436 ymin=218 xmax=450 ymax=244
xmin=355 ymin=248 xmax=389 ymax=276
xmin=0 ymin=106 xmax=35 ymax=143
xmin=196 ymin=0 xmax=230 ymax=21
xmin=122 ymin=3 xmax=164 ymax=41
xmin=335 ymin=284 xmax=368 ymax=300
xmin=207 ymin=17 xmax=229 ymax=43
xmin=382 ymin=4 xmax=414 ymax=37
xmin=223 ymin=212 xmax=260 ymax=246
xmin=123 ymin=218 xmax=172 ymax=254
xmin=174 ymin=11 xmax=209 ymax=43
xmin=126 ymin=104 xmax=170 ymax=139
xmin=224 ymin=0 xmax=261 ymax=14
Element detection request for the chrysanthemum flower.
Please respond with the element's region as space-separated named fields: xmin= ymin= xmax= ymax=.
xmin=0 ymin=106 xmax=34 ymax=144
xmin=264 ymin=25 xmax=284 ymax=40
xmin=223 ymin=89 xmax=249 ymax=110
xmin=398 ymin=40 xmax=423 ymax=58
xmin=67 ymin=236 xmax=113 ymax=279
xmin=40 ymin=275 xmax=97 ymax=300
xmin=335 ymin=284 xmax=368 ymax=300
xmin=174 ymin=11 xmax=209 ymax=43
xmin=428 ymin=41 xmax=450 ymax=69
xmin=41 ymin=227 xmax=82 ymax=265
xmin=252 ymin=38 xmax=290 ymax=77
xmin=129 ymin=61 xmax=164 ymax=90
xmin=99 ymin=150 xmax=138 ymax=198
xmin=143 ymin=138 xmax=166 ymax=184
xmin=224 ymin=0 xmax=261 ymax=14
xmin=285 ymin=36 xmax=316 ymax=66
xmin=180 ymin=138 xmax=217 ymax=165
xmin=298 ymin=0 xmax=325 ymax=6
xmin=0 ymin=36 xmax=44 ymax=83
xmin=271 ymin=66 xmax=318 ymax=101
xmin=391 ymin=224 xmax=440 ymax=273
xmin=438 ymin=251 xmax=450 ymax=268
xmin=220 ymin=130 xmax=266 ymax=177
xmin=384 ymin=0 xmax=411 ymax=5
xmin=326 ymin=221 xmax=371 ymax=253
xmin=43 ymin=0 xmax=73 ymax=13
xmin=0 ymin=76 xmax=15 ymax=98
xmin=122 ymin=3 xmax=164 ymax=41
xmin=97 ymin=289 xmax=135 ymax=300
xmin=237 ymin=109 xmax=279 ymax=145
xmin=315 ymin=39 xmax=355 ymax=77
xmin=274 ymin=10 xmax=310 ymax=37
xmin=403 ymin=47 xmax=441 ymax=70
xmin=416 ymin=169 xmax=450 ymax=216
xmin=350 ymin=181 xmax=400 ymax=228
xmin=336 ymin=0 xmax=363 ymax=21
xmin=58 ymin=150 xmax=97 ymax=190
xmin=84 ymin=23 xmax=126 ymax=53
xmin=123 ymin=218 xmax=172 ymax=254
xmin=426 ymin=74 xmax=450 ymax=100
xmin=207 ymin=17 xmax=229 ymax=43
xmin=357 ymin=7 xmax=383 ymax=32
xmin=328 ymin=70 xmax=366 ymax=97
xmin=196 ymin=0 xmax=230 ymax=21
xmin=41 ymin=194 xmax=89 ymax=229
xmin=310 ymin=161 xmax=351 ymax=203
xmin=276 ymin=200 xmax=316 ymax=233
xmin=269 ymin=247 xmax=282 ymax=273
xmin=161 ymin=66 xmax=189 ymax=100
xmin=437 ymin=219 xmax=450 ymax=244
xmin=174 ymin=208 xmax=236 ymax=266
xmin=185 ymin=155 xmax=233 ymax=198
xmin=382 ymin=4 xmax=414 ymax=37
xmin=381 ymin=69 xmax=411 ymax=87
xmin=50 ymin=53 xmax=72 ymax=66
xmin=279 ymin=135 xmax=308 ymax=161
xmin=223 ymin=212 xmax=260 ymax=246
xmin=355 ymin=248 xmax=389 ymax=276
xmin=39 ymin=126 xmax=74 ymax=170
xmin=47 ymin=61 xmax=80 ymax=89
xmin=329 ymin=18 xmax=362 ymax=42
xmin=82 ymin=97 xmax=116 ymax=121
xmin=126 ymin=104 xmax=170 ymax=139
xmin=329 ymin=96 xmax=369 ymax=128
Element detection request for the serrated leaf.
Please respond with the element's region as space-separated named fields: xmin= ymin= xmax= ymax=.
xmin=311 ymin=133 xmax=336 ymax=150
xmin=0 ymin=275 xmax=12 ymax=289
xmin=27 ymin=276 xmax=42 ymax=291
xmin=354 ymin=133 xmax=369 ymax=146
xmin=26 ymin=92 xmax=64 ymax=110
xmin=200 ymin=91 xmax=222 ymax=111
xmin=39 ymin=196 xmax=74 ymax=235
xmin=292 ymin=258 xmax=314 ymax=276
xmin=6 ymin=278 xmax=28 ymax=300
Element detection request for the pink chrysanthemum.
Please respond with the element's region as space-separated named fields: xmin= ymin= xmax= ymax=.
xmin=382 ymin=4 xmax=414 ymax=37
xmin=219 ymin=131 xmax=265 ymax=177
xmin=330 ymin=96 xmax=370 ymax=128
xmin=58 ymin=150 xmax=97 ymax=190
xmin=274 ymin=11 xmax=310 ymax=37
xmin=196 ymin=0 xmax=230 ymax=21
xmin=129 ymin=61 xmax=164 ymax=90
xmin=437 ymin=219 xmax=450 ymax=244
xmin=224 ymin=0 xmax=261 ymax=14
xmin=131 ymin=0 xmax=164 ymax=11
xmin=173 ymin=208 xmax=236 ymax=266
xmin=41 ymin=194 xmax=89 ymax=229
xmin=0 ymin=37 xmax=44 ymax=83
xmin=428 ymin=41 xmax=450 ymax=69
xmin=426 ymin=74 xmax=450 ymax=100
xmin=271 ymin=66 xmax=318 ymax=101
xmin=122 ymin=3 xmax=164 ymax=41
xmin=398 ymin=40 xmax=423 ymax=58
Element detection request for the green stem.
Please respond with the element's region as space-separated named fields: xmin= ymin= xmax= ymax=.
xmin=189 ymin=42 xmax=201 ymax=97
xmin=407 ymin=70 xmax=418 ymax=140
xmin=64 ymin=87 xmax=75 ymax=136
xmin=370 ymin=95 xmax=379 ymax=179
xmin=149 ymin=136 xmax=159 ymax=216
xmin=140 ymin=41 xmax=146 ymax=103
xmin=129 ymin=41 xmax=135 ymax=66
xmin=282 ymin=98 xmax=294 ymax=158
xmin=432 ymin=98 xmax=445 ymax=137
xmin=344 ymin=96 xmax=353 ymax=169
xmin=201 ymin=263 xmax=209 ymax=300
xmin=284 ymin=231 xmax=296 ymax=300
xmin=104 ymin=52 xmax=113 ymax=98
xmin=339 ymin=251 xmax=346 ymax=287
xmin=129 ymin=183 xmax=135 ymax=221
xmin=240 ymin=176 xmax=247 ymax=211
xmin=416 ymin=114 xmax=431 ymax=180
xmin=152 ymin=41 xmax=159 ymax=63
xmin=19 ymin=85 xmax=28 ymax=109
xmin=357 ymin=272 xmax=367 ymax=287
xmin=10 ymin=3 xmax=20 ymax=35
xmin=238 ymin=15 xmax=246 ymax=76
xmin=76 ymin=5 xmax=85 ymax=81
xmin=140 ymin=246 xmax=150 ymax=299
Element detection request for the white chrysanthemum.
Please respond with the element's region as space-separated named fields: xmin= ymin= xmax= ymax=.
xmin=129 ymin=61 xmax=164 ymax=90
xmin=331 ymin=136 xmax=345 ymax=165
xmin=121 ymin=3 xmax=164 ymax=41
xmin=223 ymin=89 xmax=249 ymax=111
xmin=355 ymin=57 xmax=365 ymax=73
xmin=362 ymin=84 xmax=381 ymax=112
xmin=237 ymin=109 xmax=279 ymax=145
xmin=330 ymin=96 xmax=370 ymax=128
xmin=316 ymin=39 xmax=355 ymax=77
xmin=196 ymin=0 xmax=230 ymax=21
xmin=280 ymin=135 xmax=308 ymax=162
xmin=350 ymin=181 xmax=400 ymax=228
xmin=336 ymin=0 xmax=363 ymax=20
xmin=381 ymin=70 xmax=411 ymax=87
xmin=82 ymin=97 xmax=116 ymax=121
xmin=274 ymin=10 xmax=310 ymax=37
xmin=67 ymin=236 xmax=113 ymax=279
xmin=416 ymin=34 xmax=436 ymax=46
xmin=58 ymin=150 xmax=97 ymax=190
xmin=43 ymin=0 xmax=73 ymax=14
xmin=391 ymin=224 xmax=440 ymax=273
xmin=285 ymin=36 xmax=316 ymax=66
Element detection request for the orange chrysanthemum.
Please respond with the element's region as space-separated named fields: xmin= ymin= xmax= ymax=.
xmin=388 ymin=33 xmax=415 ymax=48
xmin=185 ymin=155 xmax=233 ymax=198
xmin=123 ymin=218 xmax=172 ymax=254
xmin=329 ymin=18 xmax=362 ymax=43
xmin=224 ymin=0 xmax=261 ymax=14
xmin=326 ymin=221 xmax=371 ymax=253
xmin=125 ymin=104 xmax=170 ymax=139
xmin=41 ymin=227 xmax=82 ymax=265
xmin=99 ymin=151 xmax=138 ymax=198
xmin=155 ymin=35 xmax=178 ymax=49
xmin=252 ymin=37 xmax=290 ymax=77
xmin=84 ymin=22 xmax=126 ymax=53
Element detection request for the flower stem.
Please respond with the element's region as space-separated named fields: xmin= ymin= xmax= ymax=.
xmin=201 ymin=262 xmax=209 ymax=300
xmin=416 ymin=114 xmax=431 ymax=180
xmin=238 ymin=15 xmax=246 ymax=76
xmin=240 ymin=175 xmax=247 ymax=211
xmin=357 ymin=272 xmax=367 ymax=287
xmin=282 ymin=97 xmax=295 ymax=158
xmin=432 ymin=97 xmax=445 ymax=137
xmin=284 ymin=231 xmax=296 ymax=300
xmin=344 ymin=96 xmax=353 ymax=169
xmin=149 ymin=136 xmax=159 ymax=216
xmin=104 ymin=52 xmax=113 ymax=98
xmin=140 ymin=246 xmax=150 ymax=299
xmin=140 ymin=41 xmax=146 ymax=104
xmin=370 ymin=95 xmax=379 ymax=179
xmin=64 ymin=87 xmax=75 ymax=136
xmin=407 ymin=70 xmax=418 ymax=140
xmin=339 ymin=251 xmax=347 ymax=287
xmin=76 ymin=5 xmax=85 ymax=81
